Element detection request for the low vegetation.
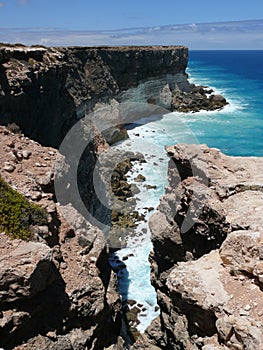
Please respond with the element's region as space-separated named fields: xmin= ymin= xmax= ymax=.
xmin=0 ymin=176 xmax=47 ymax=240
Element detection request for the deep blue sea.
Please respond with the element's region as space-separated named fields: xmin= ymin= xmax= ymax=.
xmin=111 ymin=50 xmax=263 ymax=332
xmin=187 ymin=50 xmax=263 ymax=156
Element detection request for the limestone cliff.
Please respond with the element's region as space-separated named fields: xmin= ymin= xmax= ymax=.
xmin=0 ymin=45 xmax=188 ymax=147
xmin=141 ymin=144 xmax=263 ymax=349
xmin=0 ymin=43 xmax=225 ymax=233
xmin=0 ymin=44 xmax=193 ymax=349
xmin=0 ymin=44 xmax=226 ymax=148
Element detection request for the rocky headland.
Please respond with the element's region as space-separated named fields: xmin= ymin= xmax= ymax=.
xmin=133 ymin=144 xmax=263 ymax=349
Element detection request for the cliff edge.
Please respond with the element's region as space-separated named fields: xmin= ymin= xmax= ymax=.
xmin=136 ymin=144 xmax=263 ymax=349
xmin=0 ymin=126 xmax=122 ymax=350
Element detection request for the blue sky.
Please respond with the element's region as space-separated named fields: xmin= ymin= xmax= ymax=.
xmin=0 ymin=0 xmax=263 ymax=48
xmin=1 ymin=0 xmax=263 ymax=30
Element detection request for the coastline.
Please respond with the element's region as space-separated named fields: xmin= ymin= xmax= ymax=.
xmin=1 ymin=45 xmax=262 ymax=349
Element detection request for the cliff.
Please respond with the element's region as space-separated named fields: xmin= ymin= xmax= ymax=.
xmin=0 ymin=45 xmax=187 ymax=147
xmin=0 ymin=44 xmax=226 ymax=148
xmin=0 ymin=44 xmax=193 ymax=349
xmin=138 ymin=144 xmax=263 ymax=349
xmin=0 ymin=126 xmax=122 ymax=350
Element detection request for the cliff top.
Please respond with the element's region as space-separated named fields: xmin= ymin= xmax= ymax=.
xmin=0 ymin=42 xmax=187 ymax=51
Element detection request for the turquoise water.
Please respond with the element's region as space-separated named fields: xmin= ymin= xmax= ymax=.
xmin=187 ymin=50 xmax=263 ymax=156
xmin=111 ymin=50 xmax=263 ymax=332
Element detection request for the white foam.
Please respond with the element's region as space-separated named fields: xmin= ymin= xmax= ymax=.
xmin=110 ymin=123 xmax=171 ymax=332
xmin=187 ymin=65 xmax=247 ymax=113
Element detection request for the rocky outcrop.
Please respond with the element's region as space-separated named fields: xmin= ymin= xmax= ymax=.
xmin=0 ymin=126 xmax=121 ymax=350
xmin=172 ymin=85 xmax=228 ymax=112
xmin=146 ymin=144 xmax=263 ymax=349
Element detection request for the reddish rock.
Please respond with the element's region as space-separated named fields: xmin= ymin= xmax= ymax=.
xmin=147 ymin=144 xmax=263 ymax=349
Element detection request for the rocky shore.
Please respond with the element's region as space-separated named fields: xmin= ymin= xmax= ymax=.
xmin=132 ymin=144 xmax=263 ymax=349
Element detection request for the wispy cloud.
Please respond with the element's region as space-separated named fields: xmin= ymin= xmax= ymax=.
xmin=0 ymin=19 xmax=263 ymax=49
xmin=0 ymin=2 xmax=5 ymax=7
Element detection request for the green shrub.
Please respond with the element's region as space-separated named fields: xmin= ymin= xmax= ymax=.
xmin=0 ymin=177 xmax=47 ymax=240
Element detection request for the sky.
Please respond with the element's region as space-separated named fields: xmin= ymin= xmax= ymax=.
xmin=0 ymin=0 xmax=263 ymax=48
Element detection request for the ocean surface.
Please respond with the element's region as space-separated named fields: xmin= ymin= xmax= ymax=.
xmin=110 ymin=50 xmax=263 ymax=332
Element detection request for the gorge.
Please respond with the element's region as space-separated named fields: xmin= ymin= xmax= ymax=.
xmin=0 ymin=44 xmax=262 ymax=350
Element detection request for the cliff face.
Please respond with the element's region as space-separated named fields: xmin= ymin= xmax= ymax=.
xmin=0 ymin=126 xmax=121 ymax=350
xmin=97 ymin=46 xmax=188 ymax=90
xmin=143 ymin=144 xmax=263 ymax=349
xmin=0 ymin=44 xmax=191 ymax=236
xmin=0 ymin=45 xmax=188 ymax=147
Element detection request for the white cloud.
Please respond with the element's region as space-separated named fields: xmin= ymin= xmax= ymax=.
xmin=0 ymin=20 xmax=263 ymax=49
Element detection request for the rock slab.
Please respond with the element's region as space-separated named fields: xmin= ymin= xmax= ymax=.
xmin=141 ymin=144 xmax=263 ymax=349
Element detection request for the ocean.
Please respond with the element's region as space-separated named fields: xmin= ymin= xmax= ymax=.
xmin=110 ymin=50 xmax=263 ymax=332
xmin=187 ymin=50 xmax=263 ymax=156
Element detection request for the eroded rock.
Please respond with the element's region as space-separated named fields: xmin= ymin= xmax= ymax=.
xmin=147 ymin=144 xmax=263 ymax=349
xmin=0 ymin=235 xmax=56 ymax=303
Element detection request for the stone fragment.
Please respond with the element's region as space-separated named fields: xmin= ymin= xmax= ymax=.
xmin=253 ymin=261 xmax=263 ymax=283
xmin=15 ymin=151 xmax=23 ymax=160
xmin=36 ymin=171 xmax=53 ymax=187
xmin=3 ymin=161 xmax=15 ymax=172
xmin=21 ymin=150 xmax=31 ymax=159
xmin=134 ymin=173 xmax=146 ymax=182
xmin=30 ymin=191 xmax=42 ymax=200
xmin=6 ymin=140 xmax=15 ymax=148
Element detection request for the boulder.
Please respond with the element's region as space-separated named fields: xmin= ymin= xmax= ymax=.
xmin=0 ymin=234 xmax=57 ymax=303
xmin=209 ymin=94 xmax=227 ymax=106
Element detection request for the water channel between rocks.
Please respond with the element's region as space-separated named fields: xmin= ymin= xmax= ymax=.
xmin=109 ymin=112 xmax=200 ymax=332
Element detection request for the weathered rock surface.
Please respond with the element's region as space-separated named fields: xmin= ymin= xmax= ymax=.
xmin=0 ymin=126 xmax=122 ymax=350
xmin=0 ymin=235 xmax=57 ymax=303
xmin=145 ymin=144 xmax=263 ymax=349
